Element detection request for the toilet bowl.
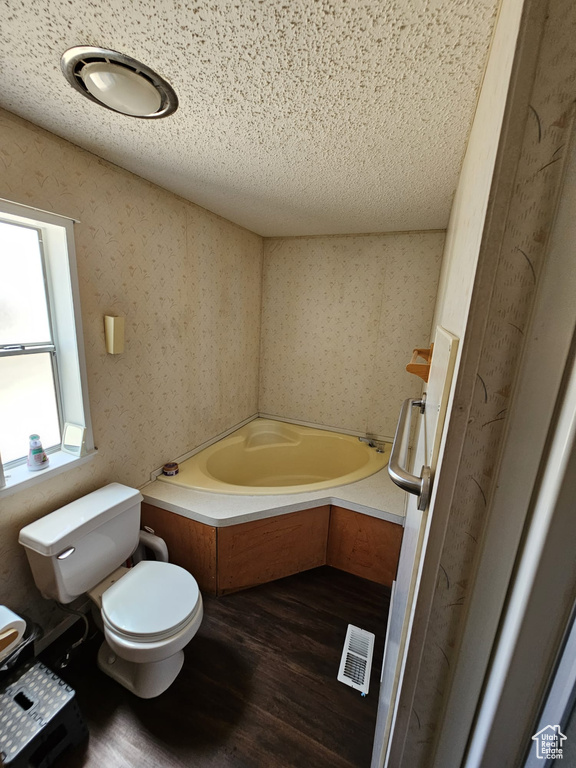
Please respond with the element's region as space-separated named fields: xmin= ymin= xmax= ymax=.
xmin=90 ymin=560 xmax=203 ymax=697
xmin=19 ymin=483 xmax=203 ymax=698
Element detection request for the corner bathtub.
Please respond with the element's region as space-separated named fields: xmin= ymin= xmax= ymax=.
xmin=157 ymin=418 xmax=391 ymax=496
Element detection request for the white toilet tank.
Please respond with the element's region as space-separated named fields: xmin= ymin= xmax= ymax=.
xmin=19 ymin=483 xmax=143 ymax=604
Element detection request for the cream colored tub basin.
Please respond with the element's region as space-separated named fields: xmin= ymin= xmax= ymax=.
xmin=157 ymin=419 xmax=391 ymax=495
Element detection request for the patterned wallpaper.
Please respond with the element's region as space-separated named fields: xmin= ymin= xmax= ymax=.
xmin=259 ymin=233 xmax=444 ymax=439
xmin=0 ymin=110 xmax=444 ymax=637
xmin=0 ymin=109 xmax=263 ymax=630
xmin=402 ymin=0 xmax=576 ymax=763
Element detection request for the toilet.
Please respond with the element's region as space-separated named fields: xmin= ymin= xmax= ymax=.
xmin=19 ymin=483 xmax=203 ymax=699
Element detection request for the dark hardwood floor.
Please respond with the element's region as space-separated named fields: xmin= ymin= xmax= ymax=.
xmin=45 ymin=567 xmax=390 ymax=768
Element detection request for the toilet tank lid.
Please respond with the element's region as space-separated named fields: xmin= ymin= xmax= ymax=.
xmin=19 ymin=483 xmax=143 ymax=556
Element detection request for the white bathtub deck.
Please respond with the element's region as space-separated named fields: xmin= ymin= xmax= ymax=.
xmin=140 ymin=465 xmax=407 ymax=528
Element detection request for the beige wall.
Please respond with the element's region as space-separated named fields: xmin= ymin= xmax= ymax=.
xmin=0 ymin=110 xmax=445 ymax=640
xmin=0 ymin=109 xmax=263 ymax=628
xmin=259 ymin=233 xmax=444 ymax=439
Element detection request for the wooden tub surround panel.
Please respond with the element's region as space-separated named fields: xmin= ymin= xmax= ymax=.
xmin=141 ymin=502 xmax=217 ymax=593
xmin=141 ymin=502 xmax=404 ymax=595
xmin=327 ymin=506 xmax=403 ymax=587
xmin=218 ymin=506 xmax=330 ymax=595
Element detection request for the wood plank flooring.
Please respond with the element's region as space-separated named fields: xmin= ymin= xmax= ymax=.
xmin=45 ymin=566 xmax=390 ymax=768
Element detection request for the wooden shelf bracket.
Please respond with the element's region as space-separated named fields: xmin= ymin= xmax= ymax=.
xmin=406 ymin=343 xmax=433 ymax=382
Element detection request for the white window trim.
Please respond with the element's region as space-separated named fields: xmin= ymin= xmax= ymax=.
xmin=0 ymin=199 xmax=95 ymax=496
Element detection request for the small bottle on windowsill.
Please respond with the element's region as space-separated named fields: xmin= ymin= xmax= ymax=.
xmin=27 ymin=434 xmax=49 ymax=471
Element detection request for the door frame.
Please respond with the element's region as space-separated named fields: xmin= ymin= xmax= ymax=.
xmin=436 ymin=90 xmax=576 ymax=768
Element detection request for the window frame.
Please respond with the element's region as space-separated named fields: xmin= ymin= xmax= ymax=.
xmin=0 ymin=220 xmax=63 ymax=464
xmin=0 ymin=198 xmax=94 ymax=490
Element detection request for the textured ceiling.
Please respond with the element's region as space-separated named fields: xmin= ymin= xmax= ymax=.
xmin=0 ymin=0 xmax=499 ymax=236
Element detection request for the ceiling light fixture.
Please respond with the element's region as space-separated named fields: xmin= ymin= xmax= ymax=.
xmin=61 ymin=46 xmax=178 ymax=119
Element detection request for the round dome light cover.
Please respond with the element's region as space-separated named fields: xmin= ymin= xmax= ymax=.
xmin=61 ymin=46 xmax=178 ymax=119
xmin=81 ymin=61 xmax=162 ymax=117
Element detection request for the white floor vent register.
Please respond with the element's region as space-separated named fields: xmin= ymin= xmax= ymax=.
xmin=337 ymin=624 xmax=375 ymax=696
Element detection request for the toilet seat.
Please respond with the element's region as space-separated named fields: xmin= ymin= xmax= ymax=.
xmin=101 ymin=560 xmax=200 ymax=642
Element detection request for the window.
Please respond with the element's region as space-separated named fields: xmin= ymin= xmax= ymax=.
xmin=0 ymin=199 xmax=94 ymax=490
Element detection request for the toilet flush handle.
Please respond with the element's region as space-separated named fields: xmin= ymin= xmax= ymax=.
xmin=57 ymin=547 xmax=75 ymax=560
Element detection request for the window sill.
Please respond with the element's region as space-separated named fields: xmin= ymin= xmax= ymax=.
xmin=0 ymin=450 xmax=98 ymax=498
